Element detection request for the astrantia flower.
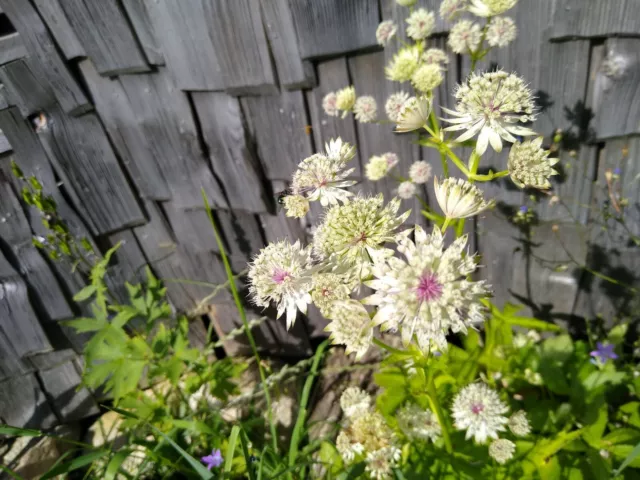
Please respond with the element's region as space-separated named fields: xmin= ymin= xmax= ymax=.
xmin=313 ymin=195 xmax=410 ymax=272
xmin=508 ymin=137 xmax=559 ymax=189
xmin=434 ymin=177 xmax=489 ymax=219
xmin=448 ymin=20 xmax=482 ymax=54
xmin=354 ymin=96 xmax=378 ymax=123
xmin=336 ymin=86 xmax=357 ymax=117
xmin=469 ymin=0 xmax=518 ymax=17
xmin=283 ymin=194 xmax=310 ymax=218
xmin=452 ymin=383 xmax=509 ymax=443
xmin=385 ymin=92 xmax=411 ymax=122
xmin=326 ymin=300 xmax=374 ymax=359
xmin=382 ymin=152 xmax=399 ymax=170
xmin=364 ymin=226 xmax=489 ymax=351
xmin=311 ymin=273 xmax=351 ymax=316
xmin=423 ymin=48 xmax=449 ymax=66
xmin=397 ymin=181 xmax=417 ymax=199
xmin=396 ymin=96 xmax=432 ymax=133
xmin=322 ymin=92 xmax=338 ymax=117
xmin=376 ymin=20 xmax=397 ymax=46
xmin=411 ymin=63 xmax=444 ymax=93
xmin=489 ymin=439 xmax=515 ymax=464
xmin=336 ymin=431 xmax=362 ymax=463
xmin=365 ymin=447 xmax=401 ymax=480
xmin=442 ymin=71 xmax=537 ymax=155
xmin=440 ymin=0 xmax=468 ymax=19
xmin=292 ymin=153 xmax=356 ymax=206
xmin=385 ymin=47 xmax=421 ymax=82
xmin=248 ymin=240 xmax=315 ymax=329
xmin=508 ymin=410 xmax=531 ymax=437
xmin=409 ymin=161 xmax=433 ymax=184
xmin=342 ymin=411 xmax=397 ymax=458
xmin=406 ymin=8 xmax=435 ymax=40
xmin=325 ymin=137 xmax=357 ymax=164
xmin=340 ymin=387 xmax=371 ymax=420
xmin=487 ymin=17 xmax=517 ymax=47
xmin=397 ymin=403 xmax=441 ymax=442
xmin=366 ymin=154 xmax=398 ymax=181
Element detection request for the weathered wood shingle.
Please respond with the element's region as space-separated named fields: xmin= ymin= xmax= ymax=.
xmin=0 ymin=374 xmax=57 ymax=428
xmin=38 ymin=361 xmax=99 ymax=422
xmin=0 ymin=57 xmax=56 ymax=117
xmin=121 ymin=0 xmax=165 ymax=66
xmin=33 ymin=0 xmax=85 ymax=59
xmin=0 ymin=32 xmax=27 ymax=65
xmin=551 ymin=0 xmax=640 ymax=40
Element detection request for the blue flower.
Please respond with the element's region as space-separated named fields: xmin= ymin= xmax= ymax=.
xmin=589 ymin=342 xmax=618 ymax=363
xmin=201 ymin=449 xmax=223 ymax=470
xmin=613 ymin=168 xmax=621 ymax=175
xmin=519 ymin=205 xmax=528 ymax=213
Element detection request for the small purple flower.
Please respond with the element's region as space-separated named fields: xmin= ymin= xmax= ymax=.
xmin=590 ymin=342 xmax=618 ymax=363
xmin=201 ymin=449 xmax=223 ymax=470
xmin=613 ymin=168 xmax=621 ymax=175
xmin=519 ymin=206 xmax=528 ymax=214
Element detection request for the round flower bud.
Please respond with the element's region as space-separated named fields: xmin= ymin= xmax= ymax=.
xmin=434 ymin=177 xmax=489 ymax=219
xmin=385 ymin=47 xmax=420 ymax=82
xmin=385 ymin=91 xmax=410 ymax=122
xmin=397 ymin=181 xmax=417 ymax=199
xmin=406 ymin=8 xmax=435 ymax=40
xmin=283 ymin=194 xmax=310 ymax=218
xmin=489 ymin=439 xmax=516 ymax=464
xmin=376 ymin=20 xmax=397 ymax=46
xmin=409 ymin=160 xmax=433 ymax=184
xmin=486 ymin=16 xmax=517 ymax=47
xmin=322 ymin=92 xmax=338 ymax=117
xmin=508 ymin=410 xmax=531 ymax=437
xmin=508 ymin=137 xmax=559 ymax=189
xmin=336 ymin=86 xmax=356 ymax=114
xmin=411 ymin=63 xmax=444 ymax=93
xmin=448 ymin=20 xmax=482 ymax=54
xmin=353 ymin=96 xmax=378 ymax=123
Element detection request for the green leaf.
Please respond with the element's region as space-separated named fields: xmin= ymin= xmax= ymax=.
xmin=319 ymin=441 xmax=343 ymax=475
xmin=104 ymin=449 xmax=132 ymax=480
xmin=607 ymin=323 xmax=628 ymax=346
xmin=40 ymin=449 xmax=109 ymax=479
xmin=0 ymin=464 xmax=25 ymax=479
xmin=64 ymin=317 xmax=109 ymax=333
xmin=603 ymin=428 xmax=640 ymax=446
xmin=239 ymin=429 xmax=256 ymax=480
xmin=582 ymin=369 xmax=626 ymax=391
xmin=0 ymin=425 xmax=44 ymax=437
xmin=73 ymin=285 xmax=97 ymax=302
xmin=620 ymin=402 xmax=640 ymax=429
xmin=150 ymin=426 xmax=213 ymax=479
xmin=504 ymin=315 xmax=563 ymax=332
xmin=374 ymin=370 xmax=407 ymax=390
xmin=612 ymin=442 xmax=640 ymax=474
xmin=225 ymin=426 xmax=240 ymax=474
xmin=171 ymin=419 xmax=216 ymax=435
xmin=583 ymin=405 xmax=608 ymax=447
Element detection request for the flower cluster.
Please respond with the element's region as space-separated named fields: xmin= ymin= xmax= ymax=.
xmin=365 ymin=152 xmax=400 ymax=181
xmin=508 ymin=137 xmax=559 ymax=189
xmin=397 ymin=403 xmax=441 ymax=442
xmin=323 ymin=86 xmax=378 ymax=123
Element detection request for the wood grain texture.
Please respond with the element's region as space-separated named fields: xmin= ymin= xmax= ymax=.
xmin=57 ymin=0 xmax=150 ymax=76
xmin=191 ymin=92 xmax=270 ymax=213
xmin=26 ymin=348 xmax=76 ymax=371
xmin=289 ymin=0 xmax=379 ymax=59
xmin=216 ymin=209 xmax=266 ymax=273
xmin=162 ymin=204 xmax=220 ymax=254
xmin=259 ymin=182 xmax=307 ymax=244
xmin=380 ymin=0 xmax=454 ymax=38
xmin=0 ymin=327 xmax=28 ymax=382
xmin=119 ymin=69 xmax=227 ymax=209
xmin=551 ymin=0 xmax=640 ymax=39
xmin=0 ymin=32 xmax=27 ymax=65
xmin=241 ymin=90 xmax=314 ymax=181
xmin=0 ymin=374 xmax=57 ymax=428
xmin=38 ymin=361 xmax=99 ymax=422
xmin=105 ymin=229 xmax=148 ymax=304
xmin=0 ymin=0 xmax=91 ymax=115
xmin=33 ymin=0 xmax=85 ymax=59
xmin=79 ymin=59 xmax=170 ymax=201
xmin=0 ymin=57 xmax=56 ymax=117
xmin=121 ymin=0 xmax=165 ymax=65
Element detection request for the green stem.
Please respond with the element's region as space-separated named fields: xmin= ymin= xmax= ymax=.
xmin=441 ymin=217 xmax=452 ymax=233
xmin=441 ymin=144 xmax=471 ymax=177
xmin=440 ymin=151 xmax=449 ymax=178
xmin=201 ymin=189 xmax=279 ymax=454
xmin=372 ymin=337 xmax=411 ymax=356
xmin=426 ymin=374 xmax=453 ymax=454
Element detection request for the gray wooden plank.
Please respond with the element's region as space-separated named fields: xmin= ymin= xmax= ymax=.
xmin=119 ymin=69 xmax=227 ymax=209
xmin=0 ymin=327 xmax=29 ymax=382
xmin=0 ymin=0 xmax=91 ymax=115
xmin=33 ymin=0 xmax=85 ymax=59
xmin=259 ymin=181 xmax=307 ymax=244
xmin=38 ymin=361 xmax=99 ymax=422
xmin=216 ymin=209 xmax=266 ymax=273
xmin=289 ymin=0 xmax=379 ymax=59
xmin=0 ymin=57 xmax=56 ymax=118
xmin=259 ymin=0 xmax=315 ymax=90
xmin=241 ymin=90 xmax=314 ymax=181
xmin=162 ymin=203 xmax=220 ymax=254
xmin=105 ymin=229 xmax=148 ymax=304
xmin=0 ymin=374 xmax=57 ymax=428
xmin=0 ymin=32 xmax=27 ymax=65
xmin=78 ymin=59 xmax=170 ymax=201
xmin=142 ymin=0 xmax=225 ymax=90
xmin=550 ymin=0 xmax=640 ymax=40
xmin=57 ymin=0 xmax=150 ymax=76
xmin=26 ymin=348 xmax=76 ymax=371
xmin=121 ymin=0 xmax=165 ymax=65
xmin=191 ymin=92 xmax=270 ymax=213
xmin=37 ymin=105 xmax=145 ymax=235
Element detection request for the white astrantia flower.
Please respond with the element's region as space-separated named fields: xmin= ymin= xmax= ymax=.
xmin=248 ymin=240 xmax=316 ymax=329
xmin=396 ymin=96 xmax=432 ymax=133
xmin=452 ymin=383 xmax=509 ymax=443
xmin=366 ymin=153 xmax=398 ymax=181
xmin=397 ymin=181 xmax=417 ymax=200
xmin=385 ymin=91 xmax=410 ymax=122
xmin=409 ymin=161 xmax=433 ymax=184
xmin=340 ymin=387 xmax=371 ymax=420
xmin=376 ymin=20 xmax=397 ymax=46
xmin=448 ymin=20 xmax=482 ymax=54
xmin=508 ymin=137 xmax=559 ymax=189
xmin=423 ymin=48 xmax=450 ymax=66
xmin=292 ymin=153 xmax=356 ymax=207
xmin=365 ymin=447 xmax=401 ymax=480
xmin=382 ymin=152 xmax=399 ymax=170
xmin=486 ymin=16 xmax=517 ymax=47
xmin=434 ymin=177 xmax=489 ymax=219
xmin=313 ymin=195 xmax=410 ymax=272
xmin=322 ymin=92 xmax=338 ymax=117
xmin=283 ymin=194 xmax=310 ymax=218
xmin=336 ymin=431 xmax=363 ymax=463
xmin=363 ymin=225 xmax=489 ymax=351
xmin=508 ymin=410 xmax=531 ymax=437
xmin=411 ymin=63 xmax=443 ymax=93
xmin=325 ymin=137 xmax=357 ymax=165
xmin=311 ymin=272 xmax=351 ymax=316
xmin=340 ymin=411 xmax=397 ymax=460
xmin=354 ymin=96 xmax=378 ymax=123
xmin=406 ymin=8 xmax=435 ymax=40
xmin=442 ymin=71 xmax=537 ymax=155
xmin=325 ymin=300 xmax=374 ymax=359
xmin=336 ymin=86 xmax=357 ymax=117
xmin=469 ymin=0 xmax=518 ymax=17
xmin=489 ymin=439 xmax=516 ymax=464
xmin=385 ymin=47 xmax=421 ymax=82
xmin=397 ymin=403 xmax=441 ymax=442
xmin=440 ymin=0 xmax=468 ymax=20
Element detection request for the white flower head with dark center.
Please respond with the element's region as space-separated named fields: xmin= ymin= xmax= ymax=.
xmin=508 ymin=410 xmax=531 ymax=437
xmin=376 ymin=20 xmax=397 ymax=46
xmin=469 ymin=0 xmax=518 ymax=17
xmin=397 ymin=403 xmax=441 ymax=442
xmin=487 ymin=16 xmax=517 ymax=47
xmin=292 ymin=153 xmax=356 ymax=207
xmin=396 ymin=96 xmax=432 ymax=133
xmin=366 ymin=447 xmax=401 ymax=480
xmin=406 ymin=8 xmax=435 ymax=40
xmin=364 ymin=226 xmax=489 ymax=351
xmin=336 ymin=86 xmax=357 ymax=117
xmin=508 ymin=137 xmax=559 ymax=189
xmin=452 ymin=383 xmax=509 ymax=443
xmin=411 ymin=63 xmax=444 ymax=93
xmin=311 ymin=272 xmax=351 ymax=316
xmin=385 ymin=92 xmax=411 ymax=122
xmin=354 ymin=96 xmax=378 ymax=123
xmin=440 ymin=0 xmax=468 ymax=20
xmin=340 ymin=387 xmax=372 ymax=420
xmin=325 ymin=300 xmax=374 ymax=359
xmin=313 ymin=195 xmax=410 ymax=273
xmin=448 ymin=20 xmax=482 ymax=54
xmin=322 ymin=92 xmax=338 ymax=117
xmin=489 ymin=439 xmax=516 ymax=464
xmin=283 ymin=194 xmax=310 ymax=218
xmin=434 ymin=177 xmax=489 ymax=219
xmin=397 ymin=181 xmax=417 ymax=199
xmin=409 ymin=161 xmax=433 ymax=184
xmin=442 ymin=71 xmax=537 ymax=155
xmin=386 ymin=47 xmax=421 ymax=82
xmin=248 ymin=240 xmax=316 ymax=329
xmin=423 ymin=48 xmax=450 ymax=66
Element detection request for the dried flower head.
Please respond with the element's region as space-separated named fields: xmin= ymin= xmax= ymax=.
xmin=423 ymin=48 xmax=450 ymax=66
xmin=292 ymin=152 xmax=356 ymax=207
xmin=248 ymin=240 xmax=315 ymax=329
xmin=385 ymin=92 xmax=411 ymax=122
xmin=487 ymin=16 xmax=517 ymax=47
xmin=469 ymin=0 xmax=518 ymax=17
xmin=354 ymin=96 xmax=378 ymax=123
xmin=443 ymin=71 xmax=537 ymax=155
xmin=452 ymin=383 xmax=509 ymax=443
xmin=508 ymin=410 xmax=531 ymax=437
xmin=322 ymin=92 xmax=339 ymax=117
xmin=283 ymin=194 xmax=310 ymax=218
xmin=411 ymin=63 xmax=444 ymax=93
xmin=364 ymin=226 xmax=489 ymax=351
xmin=386 ymin=47 xmax=421 ymax=82
xmin=311 ymin=273 xmax=351 ymax=316
xmin=448 ymin=20 xmax=482 ymax=54
xmin=489 ymin=439 xmax=516 ymax=464
xmin=397 ymin=403 xmax=441 ymax=442
xmin=365 ymin=447 xmax=401 ymax=480
xmin=434 ymin=177 xmax=489 ymax=219
xmin=340 ymin=387 xmax=372 ymax=420
xmin=397 ymin=181 xmax=417 ymax=199
xmin=508 ymin=137 xmax=559 ymax=189
xmin=406 ymin=8 xmax=435 ymax=40
xmin=440 ymin=0 xmax=468 ymax=19
xmin=409 ymin=161 xmax=433 ymax=184
xmin=336 ymin=86 xmax=357 ymax=116
xmin=396 ymin=96 xmax=432 ymax=133
xmin=376 ymin=20 xmax=397 ymax=46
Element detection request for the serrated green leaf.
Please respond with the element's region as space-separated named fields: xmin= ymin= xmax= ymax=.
xmin=73 ymin=285 xmax=97 ymax=302
xmin=64 ymin=316 xmax=109 ymax=333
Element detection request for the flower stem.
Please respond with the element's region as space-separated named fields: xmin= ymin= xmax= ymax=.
xmin=372 ymin=337 xmax=411 ymax=356
xmin=441 ymin=217 xmax=452 ymax=233
xmin=426 ymin=374 xmax=453 ymax=454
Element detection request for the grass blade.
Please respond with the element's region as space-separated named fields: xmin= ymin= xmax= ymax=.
xmin=149 ymin=426 xmax=213 ymax=479
xmin=614 ymin=441 xmax=640 ymax=476
xmin=224 ymin=426 xmax=240 ymax=474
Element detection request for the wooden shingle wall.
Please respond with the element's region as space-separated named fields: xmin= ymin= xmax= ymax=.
xmin=0 ymin=0 xmax=636 ymax=429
